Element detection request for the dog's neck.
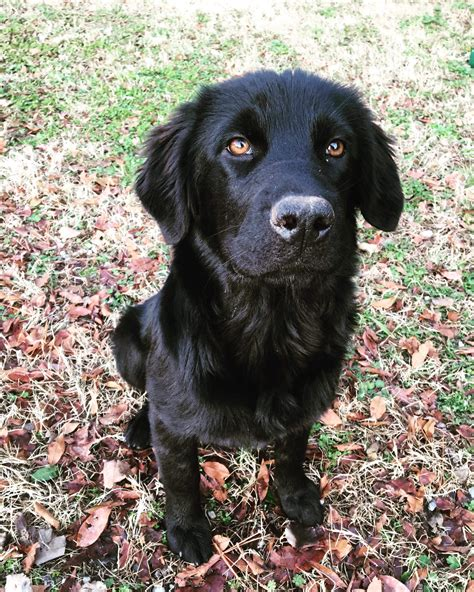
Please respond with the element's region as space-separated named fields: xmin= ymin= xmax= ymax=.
xmin=169 ymin=233 xmax=357 ymax=376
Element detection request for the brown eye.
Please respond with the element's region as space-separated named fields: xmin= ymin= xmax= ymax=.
xmin=326 ymin=139 xmax=345 ymax=158
xmin=227 ymin=137 xmax=252 ymax=156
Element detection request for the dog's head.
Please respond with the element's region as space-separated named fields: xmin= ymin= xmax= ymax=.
xmin=136 ymin=70 xmax=403 ymax=280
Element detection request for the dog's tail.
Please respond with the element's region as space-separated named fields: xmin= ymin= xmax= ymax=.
xmin=112 ymin=305 xmax=147 ymax=392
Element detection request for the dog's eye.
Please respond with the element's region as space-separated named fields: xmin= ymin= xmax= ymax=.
xmin=227 ymin=137 xmax=253 ymax=156
xmin=325 ymin=139 xmax=345 ymax=158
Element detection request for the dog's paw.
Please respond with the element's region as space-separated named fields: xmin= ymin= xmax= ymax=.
xmin=124 ymin=404 xmax=151 ymax=450
xmin=276 ymin=476 xmax=323 ymax=526
xmin=166 ymin=515 xmax=213 ymax=564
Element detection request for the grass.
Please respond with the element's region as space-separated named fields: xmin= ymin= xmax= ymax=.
xmin=1 ymin=0 xmax=473 ymax=590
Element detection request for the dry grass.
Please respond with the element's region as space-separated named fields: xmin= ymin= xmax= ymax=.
xmin=0 ymin=0 xmax=473 ymax=590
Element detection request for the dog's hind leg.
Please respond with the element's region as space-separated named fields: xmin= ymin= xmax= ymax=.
xmin=112 ymin=305 xmax=151 ymax=449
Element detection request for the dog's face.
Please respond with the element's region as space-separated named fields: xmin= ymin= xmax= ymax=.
xmin=136 ymin=70 xmax=403 ymax=280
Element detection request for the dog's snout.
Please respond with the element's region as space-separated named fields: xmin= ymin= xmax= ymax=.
xmin=270 ymin=196 xmax=335 ymax=241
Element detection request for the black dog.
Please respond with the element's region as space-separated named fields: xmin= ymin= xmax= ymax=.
xmin=113 ymin=69 xmax=403 ymax=564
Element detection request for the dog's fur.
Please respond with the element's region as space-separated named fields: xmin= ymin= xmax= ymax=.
xmin=113 ymin=70 xmax=404 ymax=563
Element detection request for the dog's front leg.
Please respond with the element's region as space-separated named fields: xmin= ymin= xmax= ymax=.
xmin=149 ymin=407 xmax=212 ymax=564
xmin=274 ymin=426 xmax=323 ymax=526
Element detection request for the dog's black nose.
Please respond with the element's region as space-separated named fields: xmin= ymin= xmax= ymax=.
xmin=270 ymin=196 xmax=335 ymax=241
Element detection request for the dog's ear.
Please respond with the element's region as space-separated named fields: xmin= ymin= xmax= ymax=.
xmin=135 ymin=103 xmax=196 ymax=245
xmin=358 ymin=122 xmax=404 ymax=231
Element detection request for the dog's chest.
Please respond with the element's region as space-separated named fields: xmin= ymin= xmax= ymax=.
xmin=219 ymin=290 xmax=327 ymax=374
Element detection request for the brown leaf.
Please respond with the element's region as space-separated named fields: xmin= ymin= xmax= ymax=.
xmin=256 ymin=460 xmax=270 ymax=501
xmin=406 ymin=493 xmax=424 ymax=513
xmin=374 ymin=513 xmax=388 ymax=534
xmin=23 ymin=542 xmax=39 ymax=573
xmin=103 ymin=460 xmax=130 ymax=489
xmin=33 ymin=502 xmax=60 ymax=530
xmin=412 ymin=340 xmax=436 ymax=369
xmin=334 ymin=442 xmax=364 ymax=452
xmin=61 ymin=421 xmax=80 ymax=435
xmin=99 ymin=403 xmax=128 ymax=425
xmin=379 ymin=575 xmax=410 ymax=591
xmin=59 ymin=226 xmax=81 ymax=240
xmin=319 ymin=408 xmax=342 ymax=426
xmin=372 ymin=295 xmax=397 ymax=309
xmin=418 ymin=468 xmax=436 ymax=485
xmin=447 ymin=310 xmax=460 ymax=322
xmin=176 ymin=553 xmax=221 ymax=584
xmin=370 ymin=396 xmax=387 ymax=420
xmin=329 ymin=537 xmax=352 ymax=560
xmin=440 ymin=270 xmax=462 ymax=282
xmin=422 ymin=418 xmax=436 ymax=440
xmin=5 ymin=367 xmax=31 ymax=382
xmin=242 ymin=552 xmax=265 ymax=575
xmin=311 ymin=562 xmax=346 ymax=588
xmin=434 ymin=323 xmax=457 ymax=339
xmin=212 ymin=534 xmax=230 ymax=552
xmin=367 ymin=578 xmax=383 ymax=592
xmin=457 ymin=425 xmax=474 ymax=441
xmin=432 ymin=297 xmax=454 ymax=307
xmin=202 ymin=461 xmax=230 ymax=486
xmin=66 ymin=425 xmax=97 ymax=461
xmin=76 ymin=505 xmax=112 ymax=548
xmin=399 ymin=336 xmax=420 ymax=355
xmin=47 ymin=435 xmax=65 ymax=465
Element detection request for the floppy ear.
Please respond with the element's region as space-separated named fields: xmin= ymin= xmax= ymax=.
xmin=358 ymin=122 xmax=404 ymax=231
xmin=135 ymin=103 xmax=196 ymax=245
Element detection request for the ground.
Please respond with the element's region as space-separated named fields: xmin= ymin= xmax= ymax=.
xmin=0 ymin=0 xmax=473 ymax=590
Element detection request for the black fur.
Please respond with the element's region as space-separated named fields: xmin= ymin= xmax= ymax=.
xmin=112 ymin=69 xmax=403 ymax=564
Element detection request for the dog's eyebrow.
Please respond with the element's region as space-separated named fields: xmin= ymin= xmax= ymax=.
xmin=226 ymin=107 xmax=266 ymax=141
xmin=312 ymin=114 xmax=353 ymax=144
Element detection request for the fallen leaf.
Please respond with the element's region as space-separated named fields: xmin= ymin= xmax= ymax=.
xmin=367 ymin=577 xmax=382 ymax=592
xmin=329 ymin=537 xmax=352 ymax=560
xmin=47 ymin=435 xmax=65 ymax=465
xmin=311 ymin=562 xmax=346 ymax=588
xmin=379 ymin=575 xmax=410 ymax=591
xmin=99 ymin=403 xmax=128 ymax=425
xmin=202 ymin=461 xmax=230 ymax=486
xmin=103 ymin=460 xmax=130 ymax=489
xmin=412 ymin=340 xmax=435 ymax=369
xmin=256 ymin=460 xmax=270 ymax=501
xmin=432 ymin=297 xmax=454 ymax=307
xmin=33 ymin=502 xmax=59 ymax=530
xmin=59 ymin=226 xmax=81 ymax=240
xmin=370 ymin=396 xmax=387 ymax=420
xmin=374 ymin=513 xmax=388 ymax=534
xmin=213 ymin=534 xmax=230 ymax=552
xmin=23 ymin=543 xmax=39 ymax=573
xmin=359 ymin=242 xmax=380 ymax=254
xmin=447 ymin=310 xmax=460 ymax=322
xmin=422 ymin=418 xmax=436 ymax=440
xmin=34 ymin=529 xmax=66 ymax=565
xmin=61 ymin=421 xmax=80 ymax=435
xmin=372 ymin=295 xmax=397 ymax=309
xmin=440 ymin=270 xmax=462 ymax=282
xmin=418 ymin=468 xmax=436 ymax=485
xmin=76 ymin=505 xmax=112 ymax=548
xmin=242 ymin=552 xmax=265 ymax=575
xmin=175 ymin=553 xmax=221 ymax=584
xmin=405 ymin=493 xmax=424 ymax=513
xmin=31 ymin=465 xmax=59 ymax=483
xmin=319 ymin=408 xmax=342 ymax=427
